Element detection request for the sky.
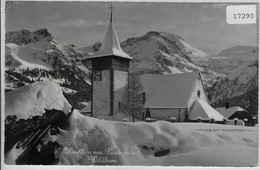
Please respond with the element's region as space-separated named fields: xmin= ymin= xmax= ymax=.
xmin=5 ymin=1 xmax=258 ymax=55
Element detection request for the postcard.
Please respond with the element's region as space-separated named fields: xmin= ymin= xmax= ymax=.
xmin=2 ymin=0 xmax=259 ymax=168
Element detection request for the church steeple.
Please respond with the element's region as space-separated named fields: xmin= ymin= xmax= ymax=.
xmin=81 ymin=5 xmax=132 ymax=117
xmin=87 ymin=4 xmax=132 ymax=60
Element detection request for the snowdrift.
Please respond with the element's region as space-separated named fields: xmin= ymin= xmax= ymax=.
xmin=4 ymin=81 xmax=258 ymax=166
xmin=5 ymin=81 xmax=71 ymax=119
xmin=52 ymin=111 xmax=257 ymax=166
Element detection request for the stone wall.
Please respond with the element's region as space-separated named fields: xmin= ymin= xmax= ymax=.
xmin=93 ymin=70 xmax=111 ymax=116
xmin=113 ymin=70 xmax=128 ymax=114
xmin=149 ymin=108 xmax=186 ymax=121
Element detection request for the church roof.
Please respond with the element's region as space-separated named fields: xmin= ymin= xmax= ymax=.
xmin=216 ymin=106 xmax=248 ymax=119
xmin=87 ymin=22 xmax=132 ymax=60
xmin=140 ymin=72 xmax=200 ymax=108
xmin=189 ymin=99 xmax=224 ymax=121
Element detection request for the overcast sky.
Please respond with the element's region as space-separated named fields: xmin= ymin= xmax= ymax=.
xmin=5 ymin=1 xmax=258 ymax=55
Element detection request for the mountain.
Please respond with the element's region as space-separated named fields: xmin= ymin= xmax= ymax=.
xmin=80 ymin=31 xmax=222 ymax=88
xmin=6 ymin=29 xmax=257 ymax=114
xmin=5 ymin=28 xmax=91 ymax=109
xmin=78 ymin=41 xmax=102 ymax=56
xmin=206 ymin=46 xmax=258 ymax=115
xmin=208 ymin=60 xmax=258 ymax=115
xmin=193 ymin=46 xmax=258 ymax=75
xmin=5 ymin=29 xmax=53 ymax=45
xmin=79 ymin=32 xmax=258 ymax=114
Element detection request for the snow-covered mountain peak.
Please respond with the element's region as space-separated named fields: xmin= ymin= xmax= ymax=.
xmin=121 ymin=31 xmax=163 ymax=47
xmin=5 ymin=29 xmax=91 ymax=108
xmin=199 ymin=46 xmax=258 ymax=75
xmin=160 ymin=32 xmax=207 ymax=58
xmin=31 ymin=28 xmax=52 ymax=42
xmin=119 ymin=31 xmax=220 ymax=87
xmin=79 ymin=31 xmax=221 ymax=87
xmin=5 ymin=28 xmax=88 ymax=71
xmin=217 ymin=46 xmax=258 ymax=59
xmin=208 ymin=60 xmax=258 ymax=114
xmin=78 ymin=41 xmax=101 ymax=56
xmin=6 ymin=28 xmax=53 ymax=45
xmin=122 ymin=31 xmax=207 ymax=59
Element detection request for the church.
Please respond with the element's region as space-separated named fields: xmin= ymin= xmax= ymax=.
xmin=81 ymin=5 xmax=224 ymax=122
xmin=140 ymin=72 xmax=224 ymax=122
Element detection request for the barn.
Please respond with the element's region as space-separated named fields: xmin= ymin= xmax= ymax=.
xmin=140 ymin=72 xmax=224 ymax=122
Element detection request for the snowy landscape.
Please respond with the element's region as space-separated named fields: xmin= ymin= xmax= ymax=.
xmin=4 ymin=81 xmax=258 ymax=166
xmin=3 ymin=1 xmax=259 ymax=167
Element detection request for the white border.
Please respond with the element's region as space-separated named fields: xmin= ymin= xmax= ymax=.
xmin=1 ymin=0 xmax=259 ymax=170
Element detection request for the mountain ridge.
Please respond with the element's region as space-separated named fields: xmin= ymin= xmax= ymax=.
xmin=208 ymin=60 xmax=258 ymax=115
xmin=80 ymin=31 xmax=222 ymax=88
xmin=5 ymin=28 xmax=258 ymax=114
xmin=5 ymin=28 xmax=91 ymax=109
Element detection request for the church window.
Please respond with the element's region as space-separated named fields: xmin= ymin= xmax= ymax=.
xmin=93 ymin=71 xmax=102 ymax=81
xmin=118 ymin=102 xmax=121 ymax=110
xmin=197 ymin=90 xmax=201 ymax=98
xmin=142 ymin=92 xmax=146 ymax=104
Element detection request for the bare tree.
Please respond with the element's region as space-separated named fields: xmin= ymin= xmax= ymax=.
xmin=128 ymin=72 xmax=144 ymax=122
xmin=122 ymin=62 xmax=144 ymax=122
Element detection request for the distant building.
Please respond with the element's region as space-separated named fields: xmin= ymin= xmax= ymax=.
xmin=216 ymin=106 xmax=251 ymax=120
xmin=140 ymin=72 xmax=224 ymax=121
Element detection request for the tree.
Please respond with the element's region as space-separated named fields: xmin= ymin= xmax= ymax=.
xmin=124 ymin=72 xmax=143 ymax=122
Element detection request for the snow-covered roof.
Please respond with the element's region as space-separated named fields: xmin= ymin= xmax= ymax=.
xmin=189 ymin=99 xmax=224 ymax=121
xmin=140 ymin=72 xmax=199 ymax=108
xmin=216 ymin=106 xmax=248 ymax=119
xmin=86 ymin=22 xmax=132 ymax=60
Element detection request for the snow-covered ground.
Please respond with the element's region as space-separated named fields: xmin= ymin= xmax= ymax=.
xmin=5 ymin=43 xmax=52 ymax=70
xmin=5 ymin=81 xmax=71 ymax=119
xmin=49 ymin=111 xmax=257 ymax=166
xmin=4 ymin=81 xmax=258 ymax=166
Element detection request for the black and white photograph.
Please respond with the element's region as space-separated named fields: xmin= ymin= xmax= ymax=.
xmin=1 ymin=0 xmax=259 ymax=167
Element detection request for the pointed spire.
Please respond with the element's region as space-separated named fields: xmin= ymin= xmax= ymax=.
xmin=87 ymin=4 xmax=132 ymax=60
xmin=108 ymin=4 xmax=115 ymax=23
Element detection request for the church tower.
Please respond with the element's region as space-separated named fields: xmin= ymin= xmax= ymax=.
xmin=82 ymin=5 xmax=132 ymax=117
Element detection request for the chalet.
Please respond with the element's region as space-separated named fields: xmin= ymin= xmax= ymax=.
xmin=216 ymin=106 xmax=250 ymax=120
xmin=140 ymin=72 xmax=224 ymax=121
xmin=215 ymin=105 xmax=255 ymax=126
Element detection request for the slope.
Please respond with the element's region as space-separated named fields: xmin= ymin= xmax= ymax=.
xmin=5 ymin=28 xmax=91 ymax=109
xmin=194 ymin=46 xmax=258 ymax=75
xmin=80 ymin=31 xmax=222 ymax=88
xmin=208 ymin=61 xmax=258 ymax=114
